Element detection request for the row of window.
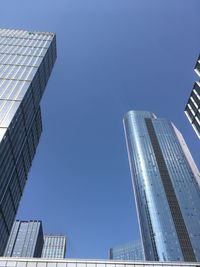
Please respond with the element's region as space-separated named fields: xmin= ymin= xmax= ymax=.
xmin=0 ymin=79 xmax=30 ymax=101
xmin=1 ymin=261 xmax=198 ymax=267
xmin=0 ymin=29 xmax=54 ymax=41
xmin=0 ymin=64 xmax=37 ymax=81
xmin=0 ymin=53 xmax=43 ymax=68
xmin=0 ymin=100 xmax=20 ymax=127
xmin=0 ymin=44 xmax=47 ymax=58
xmin=0 ymin=37 xmax=51 ymax=49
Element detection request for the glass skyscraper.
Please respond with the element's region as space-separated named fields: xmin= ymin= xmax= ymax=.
xmin=0 ymin=28 xmax=56 ymax=255
xmin=123 ymin=110 xmax=200 ymax=262
xmin=42 ymin=235 xmax=66 ymax=259
xmin=4 ymin=220 xmax=43 ymax=257
xmin=185 ymin=54 xmax=200 ymax=138
xmin=109 ymin=241 xmax=144 ymax=260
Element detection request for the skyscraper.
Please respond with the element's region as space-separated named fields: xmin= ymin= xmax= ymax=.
xmin=4 ymin=220 xmax=43 ymax=257
xmin=42 ymin=235 xmax=66 ymax=259
xmin=0 ymin=28 xmax=56 ymax=255
xmin=123 ymin=110 xmax=200 ymax=262
xmin=185 ymin=54 xmax=200 ymax=138
xmin=109 ymin=240 xmax=144 ymax=260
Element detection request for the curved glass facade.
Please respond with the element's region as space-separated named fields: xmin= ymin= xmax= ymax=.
xmin=123 ymin=111 xmax=200 ymax=262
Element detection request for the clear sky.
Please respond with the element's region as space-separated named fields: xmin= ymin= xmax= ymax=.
xmin=1 ymin=0 xmax=200 ymax=259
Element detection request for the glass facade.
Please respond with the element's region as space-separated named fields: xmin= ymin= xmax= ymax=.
xmin=42 ymin=235 xmax=66 ymax=259
xmin=109 ymin=241 xmax=144 ymax=260
xmin=123 ymin=111 xmax=200 ymax=262
xmin=4 ymin=220 xmax=43 ymax=257
xmin=0 ymin=28 xmax=56 ymax=255
xmin=185 ymin=54 xmax=200 ymax=138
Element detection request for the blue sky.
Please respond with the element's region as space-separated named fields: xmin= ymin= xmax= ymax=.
xmin=1 ymin=0 xmax=200 ymax=259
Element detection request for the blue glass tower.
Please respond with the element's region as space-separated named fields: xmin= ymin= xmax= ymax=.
xmin=0 ymin=28 xmax=56 ymax=255
xmin=123 ymin=111 xmax=200 ymax=262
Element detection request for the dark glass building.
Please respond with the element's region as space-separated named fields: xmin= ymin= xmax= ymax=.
xmin=123 ymin=111 xmax=200 ymax=262
xmin=109 ymin=241 xmax=144 ymax=260
xmin=4 ymin=220 xmax=43 ymax=257
xmin=42 ymin=235 xmax=66 ymax=259
xmin=185 ymin=54 xmax=200 ymax=138
xmin=0 ymin=28 xmax=56 ymax=255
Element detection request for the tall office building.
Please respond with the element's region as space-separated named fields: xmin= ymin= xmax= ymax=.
xmin=0 ymin=28 xmax=56 ymax=255
xmin=123 ymin=110 xmax=200 ymax=262
xmin=42 ymin=235 xmax=66 ymax=259
xmin=4 ymin=220 xmax=43 ymax=257
xmin=185 ymin=54 xmax=200 ymax=138
xmin=109 ymin=241 xmax=144 ymax=260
